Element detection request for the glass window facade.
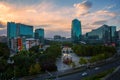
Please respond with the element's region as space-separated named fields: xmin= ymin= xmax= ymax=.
xmin=7 ymin=22 xmax=33 ymax=39
xmin=35 ymin=28 xmax=44 ymax=43
xmin=7 ymin=22 xmax=34 ymax=49
xmin=7 ymin=22 xmax=17 ymax=39
xmin=17 ymin=23 xmax=33 ymax=38
xmin=86 ymin=25 xmax=116 ymax=43
xmin=71 ymin=19 xmax=82 ymax=42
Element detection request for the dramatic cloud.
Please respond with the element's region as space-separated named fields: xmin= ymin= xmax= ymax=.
xmin=0 ymin=0 xmax=119 ymax=37
xmin=74 ymin=0 xmax=92 ymax=16
xmin=0 ymin=1 xmax=74 ymax=37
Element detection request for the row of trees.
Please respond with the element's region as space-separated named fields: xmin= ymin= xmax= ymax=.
xmin=77 ymin=45 xmax=117 ymax=65
xmin=72 ymin=45 xmax=116 ymax=56
xmin=0 ymin=42 xmax=62 ymax=79
xmin=0 ymin=43 xmax=12 ymax=79
xmin=79 ymin=52 xmax=113 ymax=65
xmin=12 ymin=44 xmax=61 ymax=78
xmin=0 ymin=43 xmax=10 ymax=59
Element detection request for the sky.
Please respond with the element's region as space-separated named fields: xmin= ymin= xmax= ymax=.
xmin=0 ymin=0 xmax=120 ymax=38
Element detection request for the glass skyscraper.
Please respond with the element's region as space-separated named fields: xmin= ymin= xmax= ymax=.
xmin=17 ymin=23 xmax=33 ymax=38
xmin=86 ymin=24 xmax=116 ymax=44
xmin=71 ymin=19 xmax=82 ymax=43
xmin=35 ymin=28 xmax=44 ymax=43
xmin=7 ymin=22 xmax=17 ymax=39
xmin=7 ymin=22 xmax=33 ymax=49
xmin=7 ymin=22 xmax=33 ymax=39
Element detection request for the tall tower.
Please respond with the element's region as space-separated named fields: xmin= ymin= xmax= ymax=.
xmin=35 ymin=28 xmax=44 ymax=44
xmin=71 ymin=19 xmax=82 ymax=43
xmin=7 ymin=22 xmax=17 ymax=39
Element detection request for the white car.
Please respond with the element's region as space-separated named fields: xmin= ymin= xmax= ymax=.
xmin=95 ymin=67 xmax=100 ymax=70
xmin=82 ymin=72 xmax=88 ymax=76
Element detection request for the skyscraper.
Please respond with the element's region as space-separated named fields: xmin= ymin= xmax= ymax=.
xmin=7 ymin=22 xmax=33 ymax=50
xmin=7 ymin=22 xmax=33 ymax=39
xmin=7 ymin=22 xmax=17 ymax=48
xmin=35 ymin=28 xmax=44 ymax=43
xmin=16 ymin=23 xmax=33 ymax=38
xmin=86 ymin=24 xmax=116 ymax=44
xmin=7 ymin=22 xmax=17 ymax=39
xmin=71 ymin=19 xmax=82 ymax=43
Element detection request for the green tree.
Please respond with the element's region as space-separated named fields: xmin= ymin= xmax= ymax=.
xmin=79 ymin=57 xmax=88 ymax=64
xmin=0 ymin=43 xmax=10 ymax=59
xmin=29 ymin=63 xmax=41 ymax=75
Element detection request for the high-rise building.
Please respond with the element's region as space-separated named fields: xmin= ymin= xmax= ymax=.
xmin=17 ymin=23 xmax=33 ymax=38
xmin=7 ymin=22 xmax=33 ymax=39
xmin=7 ymin=22 xmax=34 ymax=51
xmin=7 ymin=22 xmax=17 ymax=39
xmin=86 ymin=24 xmax=116 ymax=44
xmin=35 ymin=28 xmax=44 ymax=43
xmin=71 ymin=19 xmax=82 ymax=43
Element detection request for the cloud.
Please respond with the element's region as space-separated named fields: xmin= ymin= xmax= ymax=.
xmin=92 ymin=20 xmax=107 ymax=25
xmin=78 ymin=10 xmax=117 ymax=34
xmin=74 ymin=0 xmax=92 ymax=16
xmin=0 ymin=1 xmax=74 ymax=37
xmin=104 ymin=4 xmax=116 ymax=10
xmin=0 ymin=0 xmax=119 ymax=37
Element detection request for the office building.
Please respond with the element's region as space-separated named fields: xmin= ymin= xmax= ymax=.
xmin=71 ymin=19 xmax=82 ymax=43
xmin=7 ymin=22 xmax=34 ymax=51
xmin=7 ymin=22 xmax=17 ymax=39
xmin=86 ymin=24 xmax=116 ymax=44
xmin=26 ymin=38 xmax=39 ymax=50
xmin=17 ymin=23 xmax=33 ymax=38
xmin=35 ymin=28 xmax=44 ymax=43
xmin=7 ymin=22 xmax=33 ymax=39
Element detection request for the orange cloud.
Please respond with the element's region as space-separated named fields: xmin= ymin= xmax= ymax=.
xmin=0 ymin=0 xmax=118 ymax=37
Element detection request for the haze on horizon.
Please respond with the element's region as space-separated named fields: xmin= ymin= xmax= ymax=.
xmin=0 ymin=0 xmax=120 ymax=38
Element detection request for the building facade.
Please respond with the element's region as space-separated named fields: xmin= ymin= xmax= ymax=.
xmin=26 ymin=38 xmax=39 ymax=50
xmin=17 ymin=23 xmax=33 ymax=38
xmin=86 ymin=25 xmax=116 ymax=44
xmin=35 ymin=28 xmax=44 ymax=44
xmin=71 ymin=19 xmax=82 ymax=43
xmin=7 ymin=22 xmax=34 ymax=52
xmin=7 ymin=22 xmax=17 ymax=39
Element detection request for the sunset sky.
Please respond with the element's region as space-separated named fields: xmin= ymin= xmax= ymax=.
xmin=0 ymin=0 xmax=120 ymax=38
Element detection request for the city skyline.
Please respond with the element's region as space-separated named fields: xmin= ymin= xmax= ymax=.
xmin=0 ymin=0 xmax=120 ymax=38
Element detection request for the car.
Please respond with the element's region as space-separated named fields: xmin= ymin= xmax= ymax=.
xmin=82 ymin=72 xmax=87 ymax=76
xmin=95 ymin=67 xmax=100 ymax=70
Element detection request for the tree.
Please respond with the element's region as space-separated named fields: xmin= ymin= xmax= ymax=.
xmin=29 ymin=63 xmax=41 ymax=75
xmin=79 ymin=57 xmax=88 ymax=64
xmin=0 ymin=43 xmax=10 ymax=59
xmin=71 ymin=62 xmax=76 ymax=68
xmin=29 ymin=46 xmax=39 ymax=53
xmin=0 ymin=59 xmax=7 ymax=72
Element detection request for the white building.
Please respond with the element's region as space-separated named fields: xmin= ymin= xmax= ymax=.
xmin=26 ymin=38 xmax=39 ymax=50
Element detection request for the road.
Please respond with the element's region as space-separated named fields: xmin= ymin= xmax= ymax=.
xmin=31 ymin=58 xmax=120 ymax=80
xmin=55 ymin=58 xmax=120 ymax=80
xmin=105 ymin=66 xmax=120 ymax=80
